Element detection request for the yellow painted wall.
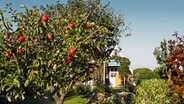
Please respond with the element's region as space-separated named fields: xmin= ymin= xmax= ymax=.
xmin=116 ymin=74 xmax=122 ymax=86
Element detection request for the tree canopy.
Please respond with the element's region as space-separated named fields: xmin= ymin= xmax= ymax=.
xmin=0 ymin=0 xmax=127 ymax=103
xmin=154 ymin=32 xmax=184 ymax=103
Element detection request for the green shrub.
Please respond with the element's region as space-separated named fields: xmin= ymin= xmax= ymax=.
xmin=73 ymin=84 xmax=92 ymax=96
xmin=93 ymin=85 xmax=112 ymax=94
xmin=133 ymin=68 xmax=152 ymax=85
xmin=134 ymin=79 xmax=172 ymax=104
xmin=153 ymin=66 xmax=166 ymax=75
xmin=111 ymin=88 xmax=122 ymax=94
xmin=136 ymin=71 xmax=161 ymax=85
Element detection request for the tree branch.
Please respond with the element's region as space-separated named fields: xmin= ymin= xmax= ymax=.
xmin=63 ymin=80 xmax=74 ymax=97
xmin=0 ymin=13 xmax=12 ymax=31
xmin=49 ymin=85 xmax=60 ymax=101
xmin=80 ymin=27 xmax=102 ymax=44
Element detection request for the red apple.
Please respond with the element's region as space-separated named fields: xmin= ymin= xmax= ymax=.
xmin=67 ymin=56 xmax=73 ymax=63
xmin=17 ymin=47 xmax=25 ymax=56
xmin=33 ymin=38 xmax=40 ymax=43
xmin=4 ymin=51 xmax=13 ymax=59
xmin=5 ymin=32 xmax=10 ymax=38
xmin=85 ymin=23 xmax=90 ymax=30
xmin=65 ymin=29 xmax=69 ymax=33
xmin=41 ymin=14 xmax=49 ymax=22
xmin=47 ymin=33 xmax=54 ymax=41
xmin=180 ymin=85 xmax=184 ymax=93
xmin=5 ymin=32 xmax=11 ymax=42
xmin=18 ymin=35 xmax=26 ymax=43
xmin=69 ymin=48 xmax=76 ymax=56
xmin=69 ymin=22 xmax=75 ymax=29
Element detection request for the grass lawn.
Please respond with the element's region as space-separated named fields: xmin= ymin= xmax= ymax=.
xmin=64 ymin=95 xmax=88 ymax=104
xmin=20 ymin=94 xmax=88 ymax=104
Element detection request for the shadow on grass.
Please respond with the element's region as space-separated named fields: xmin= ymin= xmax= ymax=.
xmin=0 ymin=91 xmax=88 ymax=104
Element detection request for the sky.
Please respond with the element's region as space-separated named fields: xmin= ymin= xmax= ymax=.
xmin=1 ymin=0 xmax=184 ymax=70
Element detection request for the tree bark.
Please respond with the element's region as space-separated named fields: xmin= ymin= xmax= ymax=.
xmin=52 ymin=80 xmax=74 ymax=104
xmin=55 ymin=95 xmax=65 ymax=104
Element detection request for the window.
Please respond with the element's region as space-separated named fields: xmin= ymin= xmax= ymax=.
xmin=110 ymin=72 xmax=117 ymax=77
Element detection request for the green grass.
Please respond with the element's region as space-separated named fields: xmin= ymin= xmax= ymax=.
xmin=19 ymin=94 xmax=88 ymax=104
xmin=64 ymin=95 xmax=88 ymax=104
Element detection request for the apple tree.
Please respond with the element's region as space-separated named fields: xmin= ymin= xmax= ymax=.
xmin=0 ymin=0 xmax=126 ymax=104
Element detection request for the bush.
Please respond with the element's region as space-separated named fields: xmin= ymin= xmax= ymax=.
xmin=93 ymin=85 xmax=112 ymax=94
xmin=72 ymin=84 xmax=92 ymax=96
xmin=133 ymin=79 xmax=172 ymax=104
xmin=87 ymin=84 xmax=112 ymax=104
xmin=133 ymin=68 xmax=152 ymax=85
xmin=111 ymin=88 xmax=122 ymax=94
xmin=135 ymin=71 xmax=161 ymax=85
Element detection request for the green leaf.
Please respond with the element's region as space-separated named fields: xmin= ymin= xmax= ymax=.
xmin=5 ymin=85 xmax=13 ymax=92
xmin=14 ymin=93 xmax=20 ymax=100
xmin=13 ymin=78 xmax=20 ymax=88
xmin=36 ymin=92 xmax=41 ymax=96
xmin=24 ymin=79 xmax=30 ymax=87
xmin=7 ymin=96 xmax=12 ymax=102
xmin=21 ymin=94 xmax=25 ymax=100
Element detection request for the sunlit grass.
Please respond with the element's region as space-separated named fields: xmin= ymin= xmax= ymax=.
xmin=64 ymin=95 xmax=88 ymax=104
xmin=20 ymin=94 xmax=88 ymax=104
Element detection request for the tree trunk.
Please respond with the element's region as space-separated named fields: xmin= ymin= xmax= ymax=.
xmin=52 ymin=80 xmax=74 ymax=104
xmin=56 ymin=100 xmax=62 ymax=104
xmin=55 ymin=95 xmax=65 ymax=104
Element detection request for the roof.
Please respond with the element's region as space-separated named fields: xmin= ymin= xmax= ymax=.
xmin=108 ymin=60 xmax=120 ymax=66
xmin=110 ymin=45 xmax=124 ymax=58
xmin=108 ymin=45 xmax=134 ymax=74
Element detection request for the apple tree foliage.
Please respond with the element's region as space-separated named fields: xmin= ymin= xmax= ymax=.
xmin=0 ymin=0 xmax=127 ymax=103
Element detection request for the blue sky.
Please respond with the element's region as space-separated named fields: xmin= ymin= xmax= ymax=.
xmin=1 ymin=0 xmax=184 ymax=70
xmin=110 ymin=0 xmax=184 ymax=70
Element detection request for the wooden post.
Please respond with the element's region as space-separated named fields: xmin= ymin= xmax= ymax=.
xmin=103 ymin=61 xmax=106 ymax=85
